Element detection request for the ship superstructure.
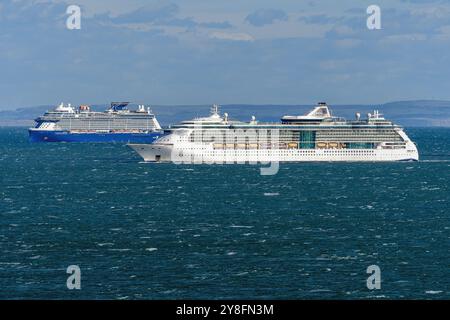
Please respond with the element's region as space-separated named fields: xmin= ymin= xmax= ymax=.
xmin=29 ymin=102 xmax=162 ymax=143
xmin=128 ymin=103 xmax=419 ymax=163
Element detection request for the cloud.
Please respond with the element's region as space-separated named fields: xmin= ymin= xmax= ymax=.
xmin=334 ymin=38 xmax=362 ymax=49
xmin=381 ymin=33 xmax=428 ymax=44
xmin=409 ymin=5 xmax=450 ymax=19
xmin=199 ymin=21 xmax=232 ymax=29
xmin=0 ymin=0 xmax=66 ymax=24
xmin=108 ymin=3 xmax=232 ymax=33
xmin=3 ymin=0 xmax=450 ymax=108
xmin=434 ymin=25 xmax=450 ymax=40
xmin=245 ymin=9 xmax=288 ymax=27
xmin=325 ymin=25 xmax=356 ymax=38
xmin=298 ymin=14 xmax=343 ymax=24
xmin=112 ymin=3 xmax=178 ymax=24
xmin=209 ymin=31 xmax=254 ymax=41
xmin=401 ymin=0 xmax=447 ymax=3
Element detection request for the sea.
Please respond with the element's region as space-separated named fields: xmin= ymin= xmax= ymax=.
xmin=0 ymin=127 xmax=449 ymax=299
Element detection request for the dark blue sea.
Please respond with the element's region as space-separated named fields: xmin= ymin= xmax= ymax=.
xmin=1 ymin=127 xmax=449 ymax=299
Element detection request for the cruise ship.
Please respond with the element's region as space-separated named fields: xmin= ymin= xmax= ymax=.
xmin=29 ymin=102 xmax=162 ymax=143
xmin=128 ymin=103 xmax=419 ymax=163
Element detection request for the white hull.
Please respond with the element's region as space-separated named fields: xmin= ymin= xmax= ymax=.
xmin=129 ymin=143 xmax=419 ymax=163
xmin=128 ymin=103 xmax=419 ymax=164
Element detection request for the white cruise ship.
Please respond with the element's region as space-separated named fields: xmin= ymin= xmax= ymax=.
xmin=128 ymin=103 xmax=419 ymax=163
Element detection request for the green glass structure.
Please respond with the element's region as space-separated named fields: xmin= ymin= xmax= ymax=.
xmin=299 ymin=131 xmax=316 ymax=149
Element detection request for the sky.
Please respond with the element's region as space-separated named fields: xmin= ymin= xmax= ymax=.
xmin=1 ymin=0 xmax=450 ymax=109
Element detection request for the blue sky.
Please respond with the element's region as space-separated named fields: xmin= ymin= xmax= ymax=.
xmin=1 ymin=0 xmax=450 ymax=109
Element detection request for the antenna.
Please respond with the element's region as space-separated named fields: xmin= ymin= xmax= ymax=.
xmin=211 ymin=104 xmax=219 ymax=115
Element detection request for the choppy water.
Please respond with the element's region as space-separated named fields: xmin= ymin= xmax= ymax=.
xmin=0 ymin=127 xmax=449 ymax=299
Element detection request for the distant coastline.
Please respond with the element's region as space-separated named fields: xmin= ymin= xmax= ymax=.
xmin=0 ymin=120 xmax=34 ymax=127
xmin=1 ymin=100 xmax=450 ymax=127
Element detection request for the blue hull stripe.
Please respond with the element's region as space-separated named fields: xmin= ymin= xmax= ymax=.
xmin=29 ymin=130 xmax=162 ymax=143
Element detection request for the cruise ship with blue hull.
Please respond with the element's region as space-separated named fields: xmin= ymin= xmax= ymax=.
xmin=29 ymin=102 xmax=163 ymax=143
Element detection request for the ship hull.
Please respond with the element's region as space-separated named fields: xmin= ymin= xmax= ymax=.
xmin=128 ymin=143 xmax=419 ymax=163
xmin=29 ymin=129 xmax=162 ymax=143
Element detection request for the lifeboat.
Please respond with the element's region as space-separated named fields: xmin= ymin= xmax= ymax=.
xmin=328 ymin=142 xmax=338 ymax=148
xmin=79 ymin=105 xmax=90 ymax=111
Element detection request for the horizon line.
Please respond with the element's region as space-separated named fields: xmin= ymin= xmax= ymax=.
xmin=2 ymin=99 xmax=450 ymax=112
